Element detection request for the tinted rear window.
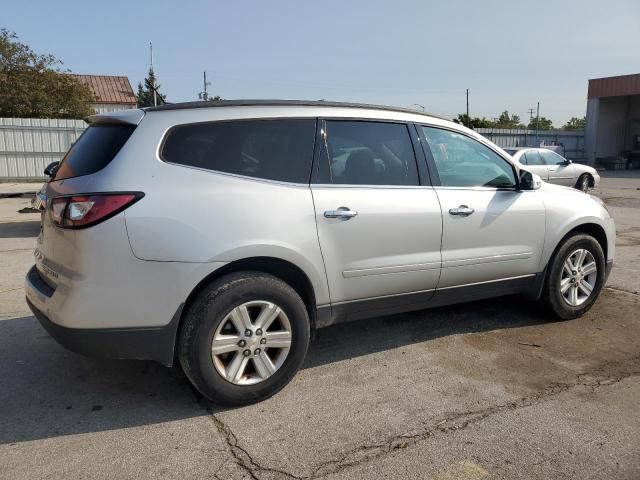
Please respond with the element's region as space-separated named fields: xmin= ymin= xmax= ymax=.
xmin=54 ymin=124 xmax=136 ymax=181
xmin=324 ymin=121 xmax=419 ymax=186
xmin=161 ymin=119 xmax=316 ymax=183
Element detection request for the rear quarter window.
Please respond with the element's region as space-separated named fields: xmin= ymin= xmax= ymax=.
xmin=54 ymin=124 xmax=136 ymax=181
xmin=161 ymin=119 xmax=316 ymax=183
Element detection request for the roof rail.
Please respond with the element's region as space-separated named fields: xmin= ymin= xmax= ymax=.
xmin=144 ymin=99 xmax=448 ymax=121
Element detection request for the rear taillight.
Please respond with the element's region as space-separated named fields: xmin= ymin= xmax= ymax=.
xmin=49 ymin=193 xmax=143 ymax=229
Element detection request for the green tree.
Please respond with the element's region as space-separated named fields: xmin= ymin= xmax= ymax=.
xmin=495 ymin=110 xmax=524 ymax=129
xmin=528 ymin=116 xmax=554 ymax=130
xmin=562 ymin=116 xmax=586 ymax=130
xmin=208 ymin=95 xmax=223 ymax=101
xmin=453 ymin=114 xmax=495 ymax=129
xmin=136 ymin=68 xmax=167 ymax=107
xmin=0 ymin=29 xmax=94 ymax=118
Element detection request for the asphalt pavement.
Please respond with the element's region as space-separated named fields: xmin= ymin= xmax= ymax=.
xmin=1 ymin=174 xmax=639 ymax=479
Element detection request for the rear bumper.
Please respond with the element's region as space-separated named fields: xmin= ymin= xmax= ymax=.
xmin=26 ymin=296 xmax=182 ymax=366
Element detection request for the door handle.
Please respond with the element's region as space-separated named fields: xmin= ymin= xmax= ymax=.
xmin=324 ymin=207 xmax=358 ymax=220
xmin=449 ymin=205 xmax=474 ymax=216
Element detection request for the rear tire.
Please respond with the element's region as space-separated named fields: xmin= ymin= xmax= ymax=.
xmin=541 ymin=234 xmax=605 ymax=319
xmin=178 ymin=272 xmax=310 ymax=406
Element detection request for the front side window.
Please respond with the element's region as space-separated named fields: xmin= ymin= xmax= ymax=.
xmin=324 ymin=121 xmax=419 ymax=186
xmin=523 ymin=151 xmax=546 ymax=166
xmin=421 ymin=127 xmax=516 ymax=188
xmin=161 ymin=119 xmax=316 ymax=183
xmin=540 ymin=150 xmax=566 ymax=165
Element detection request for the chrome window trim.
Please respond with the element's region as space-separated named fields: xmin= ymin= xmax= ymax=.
xmin=433 ymin=185 xmax=518 ymax=192
xmin=310 ymin=183 xmax=434 ymax=190
xmin=162 ymin=161 xmax=311 ymax=188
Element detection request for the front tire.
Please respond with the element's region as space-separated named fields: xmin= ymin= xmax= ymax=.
xmin=178 ymin=272 xmax=310 ymax=405
xmin=541 ymin=234 xmax=605 ymax=319
xmin=576 ymin=173 xmax=591 ymax=193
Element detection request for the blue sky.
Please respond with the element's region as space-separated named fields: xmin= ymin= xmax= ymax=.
xmin=4 ymin=0 xmax=639 ymax=124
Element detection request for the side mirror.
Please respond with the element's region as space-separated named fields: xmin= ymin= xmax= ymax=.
xmin=519 ymin=169 xmax=542 ymax=190
xmin=565 ymin=159 xmax=572 ymax=165
xmin=43 ymin=161 xmax=60 ymax=178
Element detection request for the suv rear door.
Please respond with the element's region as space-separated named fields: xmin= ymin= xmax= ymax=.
xmin=311 ymin=119 xmax=442 ymax=321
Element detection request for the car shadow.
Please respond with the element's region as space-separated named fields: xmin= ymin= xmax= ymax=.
xmin=304 ymin=295 xmax=549 ymax=370
xmin=0 ymin=296 xmax=551 ymax=445
xmin=0 ymin=221 xmax=41 ymax=238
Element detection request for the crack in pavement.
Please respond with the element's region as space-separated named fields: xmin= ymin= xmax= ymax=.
xmin=207 ymin=409 xmax=303 ymax=480
xmin=605 ymin=286 xmax=639 ymax=296
xmin=205 ymin=355 xmax=640 ymax=479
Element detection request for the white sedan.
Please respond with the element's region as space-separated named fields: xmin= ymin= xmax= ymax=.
xmin=504 ymin=147 xmax=600 ymax=192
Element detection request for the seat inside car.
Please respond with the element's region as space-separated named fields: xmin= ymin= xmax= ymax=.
xmin=341 ymin=150 xmax=378 ymax=184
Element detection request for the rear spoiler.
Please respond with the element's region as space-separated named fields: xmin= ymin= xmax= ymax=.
xmin=86 ymin=109 xmax=145 ymax=126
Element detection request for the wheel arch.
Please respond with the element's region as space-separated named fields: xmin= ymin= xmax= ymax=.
xmin=561 ymin=223 xmax=608 ymax=260
xmin=532 ymin=222 xmax=609 ymax=301
xmin=178 ymin=256 xmax=319 ymax=342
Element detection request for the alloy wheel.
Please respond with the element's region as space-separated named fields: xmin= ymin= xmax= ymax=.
xmin=211 ymin=301 xmax=292 ymax=385
xmin=560 ymin=248 xmax=597 ymax=307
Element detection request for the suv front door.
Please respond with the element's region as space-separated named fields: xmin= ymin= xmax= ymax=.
xmin=311 ymin=120 xmax=442 ymax=321
xmin=419 ymin=126 xmax=546 ymax=293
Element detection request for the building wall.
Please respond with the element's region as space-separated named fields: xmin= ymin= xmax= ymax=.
xmin=590 ymin=95 xmax=640 ymax=160
xmin=0 ymin=118 xmax=86 ymax=181
xmin=628 ymin=96 xmax=640 ymax=151
xmin=595 ymin=96 xmax=628 ymax=159
xmin=585 ymin=98 xmax=599 ymax=165
xmin=92 ymin=103 xmax=137 ymax=114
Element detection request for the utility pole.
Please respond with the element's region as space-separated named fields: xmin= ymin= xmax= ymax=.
xmin=199 ymin=71 xmax=212 ymax=101
xmin=527 ymin=107 xmax=536 ymax=124
xmin=535 ymin=101 xmax=540 ymax=146
xmin=149 ymin=42 xmax=157 ymax=107
xmin=466 ymin=89 xmax=470 ymax=128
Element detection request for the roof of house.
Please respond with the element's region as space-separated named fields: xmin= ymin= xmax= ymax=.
xmin=588 ymin=73 xmax=640 ymax=99
xmin=70 ymin=74 xmax=137 ymax=105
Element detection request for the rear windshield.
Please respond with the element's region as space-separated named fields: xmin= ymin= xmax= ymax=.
xmin=53 ymin=124 xmax=136 ymax=181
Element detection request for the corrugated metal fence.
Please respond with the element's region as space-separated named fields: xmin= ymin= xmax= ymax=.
xmin=476 ymin=128 xmax=586 ymax=162
xmin=0 ymin=117 xmax=86 ymax=181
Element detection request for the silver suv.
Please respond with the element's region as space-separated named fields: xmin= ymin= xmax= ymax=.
xmin=25 ymin=101 xmax=615 ymax=405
